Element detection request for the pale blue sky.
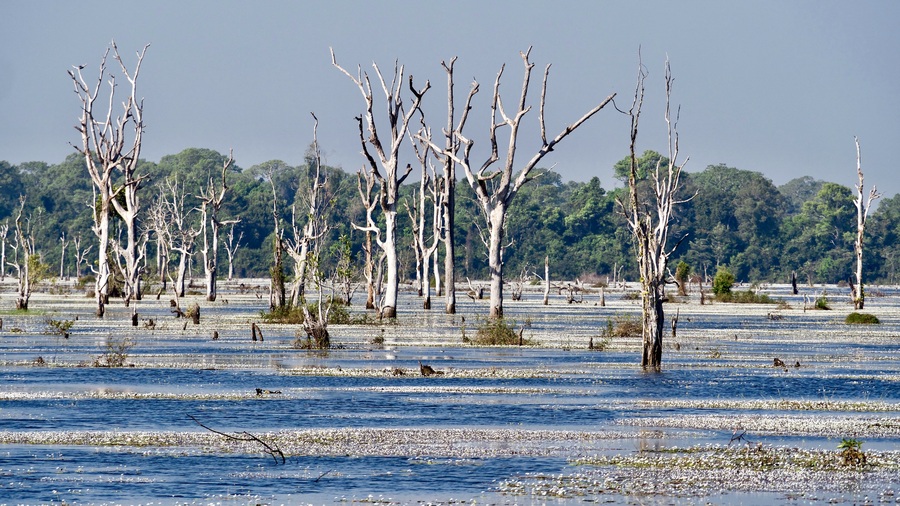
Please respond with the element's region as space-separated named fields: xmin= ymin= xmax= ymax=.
xmin=2 ymin=1 xmax=898 ymax=196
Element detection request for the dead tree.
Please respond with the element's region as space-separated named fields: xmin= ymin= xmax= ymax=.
xmin=0 ymin=221 xmax=7 ymax=281
xmin=147 ymin=197 xmax=169 ymax=291
xmin=421 ymin=48 xmax=614 ymax=318
xmin=154 ymin=178 xmax=201 ymax=298
xmin=621 ymin=58 xmax=693 ymax=371
xmin=284 ymin=114 xmax=330 ymax=308
xmin=332 ymin=49 xmax=430 ymax=318
xmin=69 ymin=41 xmax=150 ymax=316
xmin=356 ymin=169 xmax=378 ymax=310
xmin=268 ymin=176 xmax=287 ymax=310
xmin=224 ymin=223 xmax=242 ymax=281
xmin=850 ymin=137 xmax=880 ymax=310
xmin=58 ymin=232 xmax=68 ymax=279
xmin=438 ymin=58 xmax=461 ymax=314
xmin=198 ymin=150 xmax=239 ymax=302
xmin=7 ymin=198 xmax=40 ymax=310
xmin=406 ymin=124 xmax=443 ymax=309
xmin=72 ymin=234 xmax=92 ymax=280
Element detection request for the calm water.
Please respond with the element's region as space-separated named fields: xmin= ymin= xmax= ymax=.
xmin=1 ymin=287 xmax=899 ymax=503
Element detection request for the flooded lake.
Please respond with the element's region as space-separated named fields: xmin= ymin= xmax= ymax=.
xmin=1 ymin=280 xmax=899 ymax=504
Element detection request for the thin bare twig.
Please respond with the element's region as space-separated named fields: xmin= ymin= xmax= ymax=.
xmin=188 ymin=414 xmax=285 ymax=464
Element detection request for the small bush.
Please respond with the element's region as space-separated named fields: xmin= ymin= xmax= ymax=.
xmin=622 ymin=291 xmax=641 ymax=301
xmin=845 ymin=312 xmax=880 ymax=324
xmin=75 ymin=275 xmax=96 ymax=290
xmin=94 ymin=336 xmax=134 ymax=367
xmin=602 ymin=313 xmax=642 ymax=337
xmin=44 ymin=318 xmax=74 ymax=337
xmin=675 ymin=261 xmax=691 ymax=296
xmin=712 ymin=268 xmax=735 ymax=296
xmin=262 ymin=305 xmax=305 ymax=324
xmin=815 ymin=293 xmax=831 ymax=310
xmin=838 ymin=438 xmax=866 ymax=466
xmin=716 ymin=290 xmax=781 ymax=304
xmin=262 ymin=298 xmax=362 ymax=325
xmin=472 ymin=318 xmax=533 ymax=346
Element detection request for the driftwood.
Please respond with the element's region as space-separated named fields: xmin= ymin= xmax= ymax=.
xmin=251 ymin=323 xmax=264 ymax=342
xmin=188 ymin=414 xmax=285 ymax=464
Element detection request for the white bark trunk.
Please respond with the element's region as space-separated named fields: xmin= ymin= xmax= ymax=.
xmin=487 ymin=206 xmax=505 ymax=318
xmin=382 ymin=210 xmax=399 ymax=318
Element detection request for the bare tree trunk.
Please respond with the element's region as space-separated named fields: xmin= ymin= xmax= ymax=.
xmin=852 ymin=137 xmax=880 ymax=310
xmin=224 ymin=225 xmax=242 ymax=281
xmin=543 ymin=255 xmax=550 ymax=305
xmin=418 ymin=48 xmax=613 ymax=319
xmin=433 ymin=246 xmax=442 ymax=297
xmin=441 ymin=60 xmax=458 ymax=315
xmin=198 ymin=151 xmax=238 ymax=302
xmin=363 ymin=230 xmax=375 ymax=310
xmin=264 ymin=176 xmax=286 ymax=311
xmin=487 ymin=206 xmax=506 ymax=318
xmin=69 ymin=41 xmax=149 ymax=317
xmin=59 ymin=233 xmax=67 ymax=279
xmin=621 ymin=57 xmax=692 ymax=372
xmin=8 ymin=198 xmax=35 ymax=310
xmin=0 ymin=222 xmax=8 ymax=281
xmin=333 ymin=49 xmax=430 ymax=320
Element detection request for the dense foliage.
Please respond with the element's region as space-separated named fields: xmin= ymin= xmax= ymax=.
xmin=1 ymin=147 xmax=896 ymax=286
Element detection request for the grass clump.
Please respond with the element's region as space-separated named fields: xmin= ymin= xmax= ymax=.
xmin=602 ymin=313 xmax=642 ymax=337
xmin=261 ymin=299 xmax=367 ymax=325
xmin=845 ymin=312 xmax=880 ymax=324
xmin=472 ymin=317 xmax=534 ymax=346
xmin=716 ymin=290 xmax=781 ymax=304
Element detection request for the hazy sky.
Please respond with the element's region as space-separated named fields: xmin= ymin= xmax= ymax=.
xmin=2 ymin=1 xmax=899 ymax=196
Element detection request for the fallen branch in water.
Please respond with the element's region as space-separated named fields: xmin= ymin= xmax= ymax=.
xmin=188 ymin=414 xmax=285 ymax=464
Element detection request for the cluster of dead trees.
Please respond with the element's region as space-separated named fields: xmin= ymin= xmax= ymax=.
xmin=5 ymin=41 xmax=879 ymax=374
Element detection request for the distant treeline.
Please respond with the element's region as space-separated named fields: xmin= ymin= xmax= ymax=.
xmin=2 ymin=147 xmax=898 ymax=285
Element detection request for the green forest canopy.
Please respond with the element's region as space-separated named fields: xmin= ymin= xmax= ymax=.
xmin=2 ymin=148 xmax=898 ymax=286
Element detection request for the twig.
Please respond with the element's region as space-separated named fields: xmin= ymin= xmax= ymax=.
xmin=188 ymin=414 xmax=285 ymax=464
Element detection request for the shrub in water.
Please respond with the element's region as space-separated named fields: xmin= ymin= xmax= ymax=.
xmin=473 ymin=318 xmax=529 ymax=346
xmin=712 ymin=267 xmax=735 ymax=296
xmin=845 ymin=312 xmax=880 ymax=324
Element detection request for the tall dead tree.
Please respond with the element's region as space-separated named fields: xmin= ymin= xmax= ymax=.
xmin=224 ymin=224 xmax=242 ymax=281
xmin=0 ymin=221 xmax=8 ymax=281
xmin=69 ymin=41 xmax=150 ymax=316
xmin=621 ymin=58 xmax=692 ymax=371
xmin=850 ymin=137 xmax=880 ymax=310
xmin=422 ymin=48 xmax=614 ymax=318
xmin=153 ymin=178 xmax=201 ymax=297
xmin=439 ymin=58 xmax=460 ymax=314
xmin=268 ymin=176 xmax=287 ymax=310
xmin=406 ymin=124 xmax=443 ymax=309
xmin=72 ymin=234 xmax=92 ymax=280
xmin=198 ymin=150 xmax=239 ymax=301
xmin=7 ymin=198 xmax=39 ymax=310
xmin=332 ymin=49 xmax=430 ymax=318
xmin=357 ymin=169 xmax=378 ymax=310
xmin=58 ymin=232 xmax=68 ymax=279
xmin=284 ymin=114 xmax=330 ymax=308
